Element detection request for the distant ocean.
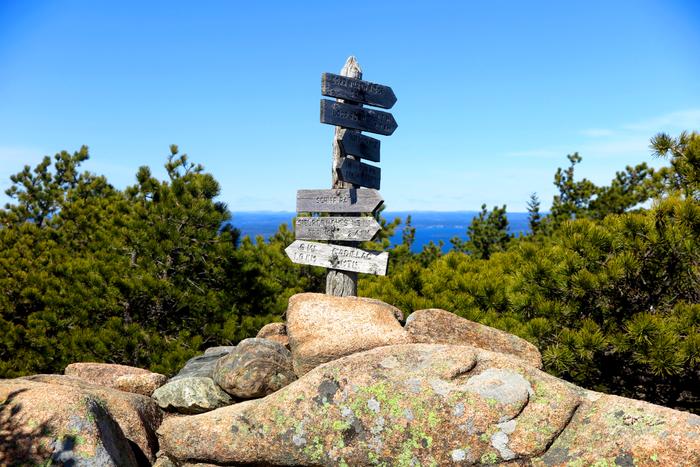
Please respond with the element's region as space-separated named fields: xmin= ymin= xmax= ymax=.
xmin=231 ymin=211 xmax=531 ymax=253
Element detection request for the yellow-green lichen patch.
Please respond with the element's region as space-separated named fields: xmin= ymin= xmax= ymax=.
xmin=481 ymin=451 xmax=499 ymax=464
xmin=302 ymin=435 xmax=324 ymax=462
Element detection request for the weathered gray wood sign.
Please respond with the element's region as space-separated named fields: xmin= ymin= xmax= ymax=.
xmin=295 ymin=216 xmax=381 ymax=241
xmin=338 ymin=129 xmax=380 ymax=162
xmin=337 ymin=157 xmax=381 ymax=190
xmin=285 ymin=56 xmax=397 ymax=295
xmin=285 ymin=240 xmax=389 ymax=275
xmin=296 ymin=189 xmax=383 ymax=213
xmin=320 ymin=99 xmax=398 ymax=136
xmin=321 ymin=73 xmax=397 ymax=109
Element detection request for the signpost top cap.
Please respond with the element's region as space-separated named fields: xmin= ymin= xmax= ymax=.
xmin=342 ymin=56 xmax=362 ymax=77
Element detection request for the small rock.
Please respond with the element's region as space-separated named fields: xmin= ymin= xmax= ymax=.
xmin=213 ymin=338 xmax=296 ymax=399
xmin=257 ymin=322 xmax=286 ymax=338
xmin=113 ymin=372 xmax=168 ymax=396
xmin=64 ymin=362 xmax=151 ymax=387
xmin=152 ymin=376 xmax=233 ymax=414
xmin=257 ymin=322 xmax=289 ymax=348
xmin=170 ymin=352 xmax=227 ymax=381
xmin=204 ymin=346 xmax=236 ymax=356
xmin=405 ymin=308 xmax=543 ymax=368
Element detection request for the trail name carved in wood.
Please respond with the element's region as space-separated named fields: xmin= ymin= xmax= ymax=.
xmin=321 ymin=73 xmax=397 ymax=109
xmin=285 ymin=240 xmax=389 ymax=275
xmin=320 ymin=99 xmax=398 ymax=136
xmin=295 ymin=216 xmax=381 ymax=241
xmin=296 ymin=189 xmax=383 ymax=213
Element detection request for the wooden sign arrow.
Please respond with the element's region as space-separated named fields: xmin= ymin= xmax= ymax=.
xmin=285 ymin=240 xmax=388 ymax=275
xmin=296 ymin=216 xmax=381 ymax=241
xmin=322 ymin=73 xmax=397 ymax=109
xmin=296 ymin=189 xmax=383 ymax=213
xmin=338 ymin=129 xmax=380 ymax=163
xmin=320 ymin=100 xmax=398 ymax=136
xmin=337 ymin=157 xmax=380 ymax=190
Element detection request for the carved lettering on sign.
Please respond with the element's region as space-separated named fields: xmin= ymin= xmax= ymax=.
xmin=320 ymin=100 xmax=398 ymax=136
xmin=296 ymin=216 xmax=381 ymax=241
xmin=338 ymin=129 xmax=380 ymax=162
xmin=285 ymin=240 xmax=389 ymax=275
xmin=296 ymin=189 xmax=383 ymax=213
xmin=322 ymin=73 xmax=397 ymax=109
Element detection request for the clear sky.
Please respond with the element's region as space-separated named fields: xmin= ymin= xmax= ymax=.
xmin=1 ymin=0 xmax=699 ymax=212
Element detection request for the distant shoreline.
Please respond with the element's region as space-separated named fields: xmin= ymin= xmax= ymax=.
xmin=230 ymin=211 xmax=535 ymax=253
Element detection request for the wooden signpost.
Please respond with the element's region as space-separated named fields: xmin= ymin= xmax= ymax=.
xmin=285 ymin=56 xmax=397 ymax=296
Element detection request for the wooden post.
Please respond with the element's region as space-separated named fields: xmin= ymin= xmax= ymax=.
xmin=326 ymin=56 xmax=362 ymax=296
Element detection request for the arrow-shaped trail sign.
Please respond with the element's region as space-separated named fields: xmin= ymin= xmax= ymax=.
xmin=338 ymin=129 xmax=380 ymax=162
xmin=322 ymin=73 xmax=397 ymax=109
xmin=296 ymin=216 xmax=381 ymax=241
xmin=320 ymin=99 xmax=398 ymax=136
xmin=296 ymin=189 xmax=383 ymax=213
xmin=338 ymin=157 xmax=381 ymax=190
xmin=285 ymin=240 xmax=389 ymax=275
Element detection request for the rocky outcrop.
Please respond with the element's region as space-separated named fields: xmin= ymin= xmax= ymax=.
xmin=152 ymin=376 xmax=233 ymax=414
xmin=21 ymin=374 xmax=162 ymax=463
xmin=157 ymin=343 xmax=700 ymax=466
xmin=257 ymin=322 xmax=290 ymax=348
xmin=6 ymin=293 xmax=699 ymax=466
xmin=405 ymin=308 xmax=543 ymax=368
xmin=213 ymin=338 xmax=296 ymax=399
xmin=1 ymin=378 xmax=140 ymax=466
xmin=287 ymin=292 xmax=410 ymax=375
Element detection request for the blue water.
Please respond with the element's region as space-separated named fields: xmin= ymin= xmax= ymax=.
xmin=231 ymin=211 xmax=531 ymax=253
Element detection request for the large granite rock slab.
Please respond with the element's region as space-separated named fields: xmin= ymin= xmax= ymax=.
xmin=213 ymin=338 xmax=296 ymax=399
xmin=157 ymin=343 xmax=577 ymax=465
xmin=152 ymin=376 xmax=233 ymax=414
xmin=406 ymin=308 xmax=543 ymax=368
xmin=1 ymin=378 xmax=138 ymax=466
xmin=21 ymin=374 xmax=162 ymax=464
xmin=157 ymin=343 xmax=699 ymax=466
xmin=286 ymin=292 xmax=410 ymax=375
xmin=537 ymin=391 xmax=700 ymax=466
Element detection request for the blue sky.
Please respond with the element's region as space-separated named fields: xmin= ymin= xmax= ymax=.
xmin=1 ymin=0 xmax=699 ymax=212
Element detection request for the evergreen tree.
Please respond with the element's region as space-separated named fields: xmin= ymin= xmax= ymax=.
xmin=527 ymin=192 xmax=541 ymax=234
xmin=0 ymin=146 xmax=283 ymax=376
xmin=650 ymin=131 xmax=700 ymax=199
xmin=451 ymin=204 xmax=510 ymax=259
xmin=402 ymin=215 xmax=416 ymax=249
xmin=550 ymin=153 xmax=598 ymax=222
